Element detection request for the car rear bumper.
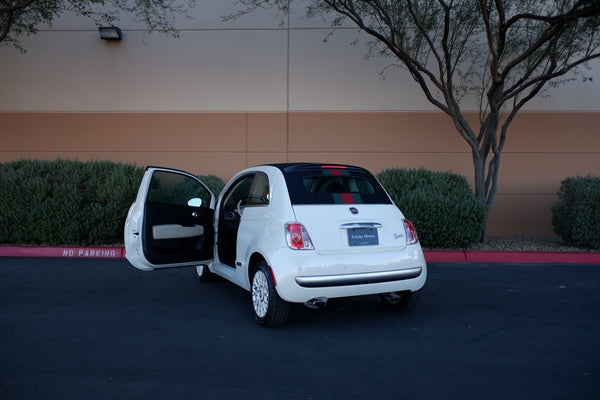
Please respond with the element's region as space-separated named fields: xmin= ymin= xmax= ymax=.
xmin=265 ymin=245 xmax=427 ymax=303
xmin=295 ymin=267 xmax=423 ymax=287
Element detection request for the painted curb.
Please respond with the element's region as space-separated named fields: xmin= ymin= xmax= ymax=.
xmin=0 ymin=246 xmax=125 ymax=259
xmin=424 ymin=250 xmax=600 ymax=264
xmin=0 ymin=246 xmax=599 ymax=264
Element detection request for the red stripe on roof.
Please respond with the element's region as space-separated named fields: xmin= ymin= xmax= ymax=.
xmin=341 ymin=193 xmax=355 ymax=204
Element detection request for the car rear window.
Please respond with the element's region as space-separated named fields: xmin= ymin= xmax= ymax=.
xmin=280 ymin=164 xmax=392 ymax=205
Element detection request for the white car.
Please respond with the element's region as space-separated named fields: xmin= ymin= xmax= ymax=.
xmin=124 ymin=163 xmax=427 ymax=326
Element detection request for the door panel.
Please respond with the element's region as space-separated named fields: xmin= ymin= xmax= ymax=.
xmin=143 ymin=202 xmax=214 ymax=265
xmin=124 ymin=167 xmax=215 ymax=271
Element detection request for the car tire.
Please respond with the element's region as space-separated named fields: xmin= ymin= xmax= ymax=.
xmin=251 ymin=261 xmax=289 ymax=326
xmin=379 ymin=290 xmax=422 ymax=311
xmin=196 ymin=265 xmax=214 ymax=282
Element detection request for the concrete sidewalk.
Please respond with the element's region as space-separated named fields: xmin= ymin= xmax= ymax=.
xmin=1 ymin=245 xmax=599 ymax=263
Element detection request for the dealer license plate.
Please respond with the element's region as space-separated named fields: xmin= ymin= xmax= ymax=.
xmin=348 ymin=228 xmax=379 ymax=246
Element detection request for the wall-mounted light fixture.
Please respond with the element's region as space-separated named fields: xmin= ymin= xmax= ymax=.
xmin=98 ymin=26 xmax=122 ymax=41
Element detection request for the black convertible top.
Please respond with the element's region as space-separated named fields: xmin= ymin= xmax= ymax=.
xmin=267 ymin=163 xmax=391 ymax=205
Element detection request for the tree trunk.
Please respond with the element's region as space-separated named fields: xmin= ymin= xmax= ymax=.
xmin=472 ymin=149 xmax=489 ymax=243
xmin=473 ymin=110 xmax=502 ymax=243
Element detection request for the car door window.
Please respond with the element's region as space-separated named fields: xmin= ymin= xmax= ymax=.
xmin=147 ymin=171 xmax=212 ymax=208
xmin=247 ymin=172 xmax=270 ymax=206
xmin=223 ymin=176 xmax=254 ymax=211
xmin=143 ymin=170 xmax=214 ymax=265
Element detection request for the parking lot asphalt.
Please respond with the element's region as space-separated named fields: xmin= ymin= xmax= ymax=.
xmin=1 ymin=257 xmax=599 ymax=400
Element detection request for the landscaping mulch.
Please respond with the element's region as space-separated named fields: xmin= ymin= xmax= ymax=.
xmin=426 ymin=235 xmax=596 ymax=253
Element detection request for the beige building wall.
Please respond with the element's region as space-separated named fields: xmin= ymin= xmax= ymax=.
xmin=1 ymin=1 xmax=599 ymax=236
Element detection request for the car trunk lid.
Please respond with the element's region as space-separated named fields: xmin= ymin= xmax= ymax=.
xmin=292 ymin=204 xmax=408 ymax=255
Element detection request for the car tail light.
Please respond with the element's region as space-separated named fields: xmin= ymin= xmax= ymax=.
xmin=286 ymin=223 xmax=314 ymax=250
xmin=404 ymin=220 xmax=418 ymax=245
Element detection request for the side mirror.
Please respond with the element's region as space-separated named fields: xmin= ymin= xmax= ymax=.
xmin=187 ymin=198 xmax=203 ymax=207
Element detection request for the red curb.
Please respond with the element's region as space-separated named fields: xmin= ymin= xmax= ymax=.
xmin=464 ymin=251 xmax=600 ymax=264
xmin=0 ymin=246 xmax=125 ymax=259
xmin=423 ymin=250 xmax=600 ymax=264
xmin=424 ymin=251 xmax=466 ymax=262
xmin=1 ymin=246 xmax=599 ymax=264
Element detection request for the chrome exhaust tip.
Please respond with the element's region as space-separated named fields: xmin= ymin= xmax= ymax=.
xmin=305 ymin=297 xmax=328 ymax=309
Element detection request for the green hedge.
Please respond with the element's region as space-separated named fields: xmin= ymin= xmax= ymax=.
xmin=377 ymin=168 xmax=486 ymax=248
xmin=0 ymin=159 xmax=145 ymax=245
xmin=197 ymin=174 xmax=225 ymax=198
xmin=2 ymin=159 xmax=488 ymax=248
xmin=0 ymin=159 xmax=225 ymax=246
xmin=552 ymin=175 xmax=600 ymax=250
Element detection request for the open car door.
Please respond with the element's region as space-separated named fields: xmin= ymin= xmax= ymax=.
xmin=125 ymin=167 xmax=215 ymax=271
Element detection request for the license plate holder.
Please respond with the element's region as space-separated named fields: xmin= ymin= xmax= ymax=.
xmin=348 ymin=228 xmax=379 ymax=246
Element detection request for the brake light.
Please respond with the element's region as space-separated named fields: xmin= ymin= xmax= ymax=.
xmin=404 ymin=220 xmax=418 ymax=245
xmin=285 ymin=223 xmax=314 ymax=250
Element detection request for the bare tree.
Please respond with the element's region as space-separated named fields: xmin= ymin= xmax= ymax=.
xmin=229 ymin=0 xmax=600 ymax=238
xmin=1 ymin=0 xmax=196 ymax=51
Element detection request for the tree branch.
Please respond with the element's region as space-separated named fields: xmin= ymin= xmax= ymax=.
xmin=500 ymin=0 xmax=600 ymax=81
xmin=0 ymin=10 xmax=13 ymax=42
xmin=503 ymin=51 xmax=600 ymax=102
xmin=0 ymin=0 xmax=36 ymax=13
xmin=323 ymin=0 xmax=451 ymax=114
